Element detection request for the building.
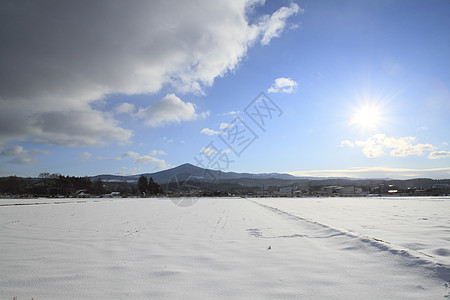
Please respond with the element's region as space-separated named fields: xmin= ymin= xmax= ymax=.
xmin=341 ymin=186 xmax=363 ymax=196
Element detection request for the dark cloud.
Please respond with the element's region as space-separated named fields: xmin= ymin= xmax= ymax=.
xmin=0 ymin=0 xmax=299 ymax=146
xmin=0 ymin=145 xmax=50 ymax=165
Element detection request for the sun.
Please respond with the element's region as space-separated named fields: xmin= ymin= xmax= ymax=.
xmin=348 ymin=103 xmax=382 ymax=131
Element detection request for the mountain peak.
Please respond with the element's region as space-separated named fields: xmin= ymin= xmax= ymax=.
xmin=178 ymin=163 xmax=197 ymax=168
xmin=174 ymin=163 xmax=203 ymax=171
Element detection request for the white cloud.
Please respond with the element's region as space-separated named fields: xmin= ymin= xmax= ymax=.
xmin=163 ymin=137 xmax=174 ymax=143
xmin=115 ymin=103 xmax=136 ymax=116
xmin=115 ymin=166 xmax=141 ymax=176
xmin=123 ymin=151 xmax=139 ymax=158
xmin=200 ymin=128 xmax=220 ymax=136
xmin=137 ymin=94 xmax=207 ymax=127
xmin=219 ymin=111 xmax=240 ymax=116
xmin=121 ymin=150 xmax=170 ymax=170
xmin=133 ymin=155 xmax=171 ymax=170
xmin=0 ymin=1 xmax=299 ymax=147
xmin=384 ymin=136 xmax=435 ymax=157
xmin=340 ymin=140 xmax=354 ymax=148
xmin=349 ymin=134 xmax=437 ymax=158
xmin=259 ymin=3 xmax=302 ymax=46
xmin=78 ymin=152 xmax=92 ymax=162
xmin=428 ymin=151 xmax=450 ymax=159
xmin=268 ymin=77 xmax=298 ymax=93
xmin=354 ymin=134 xmax=386 ymax=158
xmin=219 ymin=122 xmax=234 ymax=130
xmin=288 ymin=166 xmax=450 ymax=179
xmin=10 ymin=156 xmax=38 ymax=165
xmin=0 ymin=145 xmax=50 ymax=165
xmin=148 ymin=150 xmax=167 ymax=156
xmin=200 ymin=147 xmax=218 ymax=156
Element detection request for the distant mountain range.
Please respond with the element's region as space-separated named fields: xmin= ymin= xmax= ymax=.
xmin=91 ymin=163 xmax=300 ymax=183
xmin=90 ymin=163 xmax=449 ymax=190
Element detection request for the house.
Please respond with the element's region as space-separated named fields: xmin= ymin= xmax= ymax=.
xmin=321 ymin=186 xmax=342 ymax=195
xmin=104 ymin=191 xmax=121 ymax=198
xmin=341 ymin=186 xmax=363 ymax=196
xmin=278 ymin=186 xmax=294 ymax=197
xmin=75 ymin=189 xmax=90 ymax=198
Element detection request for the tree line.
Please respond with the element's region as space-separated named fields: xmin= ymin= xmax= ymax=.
xmin=0 ymin=173 xmax=163 ymax=197
xmin=137 ymin=176 xmax=163 ymax=196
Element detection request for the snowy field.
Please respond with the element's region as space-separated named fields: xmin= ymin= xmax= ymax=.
xmin=1 ymin=196 xmax=449 ymax=299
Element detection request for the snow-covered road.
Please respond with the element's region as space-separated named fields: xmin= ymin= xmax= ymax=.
xmin=1 ymin=197 xmax=449 ymax=299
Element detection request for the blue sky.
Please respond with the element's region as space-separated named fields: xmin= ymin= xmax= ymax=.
xmin=1 ymin=0 xmax=449 ymax=179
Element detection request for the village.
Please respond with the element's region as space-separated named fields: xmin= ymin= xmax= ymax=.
xmin=1 ymin=171 xmax=450 ymax=199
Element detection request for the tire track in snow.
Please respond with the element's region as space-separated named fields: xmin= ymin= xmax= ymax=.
xmin=250 ymin=199 xmax=450 ymax=283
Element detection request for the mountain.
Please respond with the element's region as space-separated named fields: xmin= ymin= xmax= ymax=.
xmin=92 ymin=163 xmax=299 ymax=183
xmin=91 ymin=163 xmax=450 ymax=192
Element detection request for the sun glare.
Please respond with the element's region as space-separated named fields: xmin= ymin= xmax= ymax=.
xmin=349 ymin=103 xmax=382 ymax=131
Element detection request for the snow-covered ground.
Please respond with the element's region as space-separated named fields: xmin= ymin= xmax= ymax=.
xmin=1 ymin=196 xmax=449 ymax=299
